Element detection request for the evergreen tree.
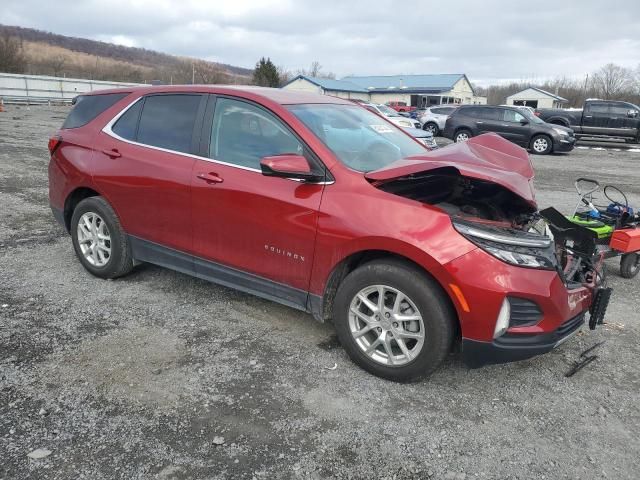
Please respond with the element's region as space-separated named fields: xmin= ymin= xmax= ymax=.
xmin=252 ymin=57 xmax=280 ymax=87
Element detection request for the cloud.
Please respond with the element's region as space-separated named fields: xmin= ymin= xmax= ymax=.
xmin=2 ymin=0 xmax=639 ymax=82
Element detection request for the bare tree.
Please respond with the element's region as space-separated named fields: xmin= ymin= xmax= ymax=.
xmin=591 ymin=63 xmax=633 ymax=99
xmin=45 ymin=54 xmax=67 ymax=77
xmin=0 ymin=33 xmax=26 ymax=73
xmin=297 ymin=60 xmax=336 ymax=80
xmin=193 ymin=59 xmax=227 ymax=84
xmin=277 ymin=65 xmax=292 ymax=86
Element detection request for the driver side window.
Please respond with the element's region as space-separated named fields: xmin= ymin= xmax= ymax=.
xmin=210 ymin=98 xmax=303 ymax=169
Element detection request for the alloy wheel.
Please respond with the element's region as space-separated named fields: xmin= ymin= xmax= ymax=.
xmin=348 ymin=285 xmax=425 ymax=366
xmin=77 ymin=212 xmax=111 ymax=267
xmin=533 ymin=137 xmax=549 ymax=153
xmin=455 ymin=132 xmax=469 ymax=142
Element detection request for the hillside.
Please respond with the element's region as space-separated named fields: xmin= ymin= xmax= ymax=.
xmin=0 ymin=24 xmax=252 ymax=85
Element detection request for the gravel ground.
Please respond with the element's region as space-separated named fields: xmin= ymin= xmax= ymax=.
xmin=1 ymin=105 xmax=639 ymax=480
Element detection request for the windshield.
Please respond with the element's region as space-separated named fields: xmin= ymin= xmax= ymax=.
xmin=520 ymin=108 xmax=545 ymax=124
xmin=376 ymin=104 xmax=400 ymax=116
xmin=288 ymin=104 xmax=427 ymax=172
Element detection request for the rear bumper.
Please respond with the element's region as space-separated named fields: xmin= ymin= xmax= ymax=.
xmin=462 ymin=313 xmax=585 ymax=368
xmin=51 ymin=205 xmax=65 ymax=228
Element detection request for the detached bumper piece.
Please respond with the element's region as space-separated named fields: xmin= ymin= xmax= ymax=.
xmin=462 ymin=313 xmax=586 ymax=368
xmin=589 ymin=287 xmax=611 ymax=330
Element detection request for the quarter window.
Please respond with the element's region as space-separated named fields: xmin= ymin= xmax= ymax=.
xmin=112 ymin=100 xmax=142 ymax=140
xmin=136 ymin=94 xmax=201 ymax=154
xmin=210 ymin=98 xmax=303 ymax=169
xmin=63 ymin=92 xmax=128 ymax=129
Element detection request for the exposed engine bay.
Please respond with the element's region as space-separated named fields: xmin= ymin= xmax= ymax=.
xmin=375 ymin=167 xmax=537 ymax=229
xmin=373 ymin=168 xmax=600 ymax=289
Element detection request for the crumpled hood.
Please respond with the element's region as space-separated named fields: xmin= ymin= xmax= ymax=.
xmin=365 ymin=133 xmax=537 ymax=206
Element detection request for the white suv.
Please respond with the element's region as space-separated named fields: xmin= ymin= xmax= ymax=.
xmin=362 ymin=103 xmax=422 ymax=129
xmin=417 ymin=106 xmax=459 ymax=136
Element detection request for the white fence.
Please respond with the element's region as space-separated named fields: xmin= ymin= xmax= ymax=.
xmin=0 ymin=72 xmax=144 ymax=105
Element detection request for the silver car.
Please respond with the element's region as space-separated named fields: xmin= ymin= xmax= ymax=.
xmin=417 ymin=106 xmax=459 ymax=136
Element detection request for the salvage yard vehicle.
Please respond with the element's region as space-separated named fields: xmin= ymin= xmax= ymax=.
xmin=444 ymin=105 xmax=576 ymax=154
xmin=417 ymin=106 xmax=458 ymax=136
xmin=49 ymin=86 xmax=607 ymax=381
xmin=362 ymin=103 xmax=422 ymax=129
xmin=536 ymin=99 xmax=640 ymax=143
xmin=402 ymin=127 xmax=438 ymax=149
xmin=385 ymin=101 xmax=415 ymax=113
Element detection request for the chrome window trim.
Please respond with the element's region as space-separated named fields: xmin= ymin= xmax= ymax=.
xmin=102 ymin=96 xmax=334 ymax=184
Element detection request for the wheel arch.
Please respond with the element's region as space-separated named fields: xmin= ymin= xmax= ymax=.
xmin=547 ymin=117 xmax=569 ymax=127
xmin=63 ymin=186 xmax=102 ymax=232
xmin=314 ymin=248 xmax=461 ymax=339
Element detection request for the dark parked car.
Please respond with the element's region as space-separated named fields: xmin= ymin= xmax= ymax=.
xmin=536 ymin=100 xmax=640 ymax=143
xmin=443 ymin=105 xmax=575 ymax=154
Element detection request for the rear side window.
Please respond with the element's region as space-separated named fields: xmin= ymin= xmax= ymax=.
xmin=432 ymin=107 xmax=455 ymax=115
xmin=63 ymin=93 xmax=128 ymax=129
xmin=459 ymin=107 xmax=482 ymax=118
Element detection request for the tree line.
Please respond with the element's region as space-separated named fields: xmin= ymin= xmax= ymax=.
xmin=475 ymin=63 xmax=640 ymax=107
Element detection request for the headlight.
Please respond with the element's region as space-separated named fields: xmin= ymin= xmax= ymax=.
xmin=552 ymin=127 xmax=568 ymax=136
xmin=453 ymin=220 xmax=557 ymax=270
xmin=398 ymin=120 xmax=412 ymax=127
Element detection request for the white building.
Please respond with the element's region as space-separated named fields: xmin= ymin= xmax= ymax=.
xmin=506 ymin=87 xmax=568 ymax=109
xmin=283 ymin=74 xmax=486 ymax=106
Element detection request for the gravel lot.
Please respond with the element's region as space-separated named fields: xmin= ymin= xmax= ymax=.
xmin=1 ymin=105 xmax=639 ymax=480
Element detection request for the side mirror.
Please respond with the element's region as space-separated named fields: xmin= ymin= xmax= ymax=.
xmin=260 ymin=154 xmax=320 ymax=181
xmin=519 ymin=119 xmax=529 ymax=125
xmin=628 ymin=110 xmax=638 ymax=118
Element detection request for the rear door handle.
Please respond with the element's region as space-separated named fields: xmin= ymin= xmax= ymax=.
xmin=196 ymin=172 xmax=224 ymax=184
xmin=102 ymin=148 xmax=121 ymax=158
xmin=476 ymin=121 xmax=484 ymax=124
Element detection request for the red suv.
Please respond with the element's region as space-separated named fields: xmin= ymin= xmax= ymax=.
xmin=48 ymin=86 xmax=602 ymax=381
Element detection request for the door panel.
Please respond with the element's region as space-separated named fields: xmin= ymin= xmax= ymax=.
xmin=582 ymin=102 xmax=609 ymax=134
xmin=191 ymin=96 xmax=325 ymax=293
xmin=497 ymin=108 xmax=529 ymax=145
xmin=92 ymin=93 xmax=205 ymax=254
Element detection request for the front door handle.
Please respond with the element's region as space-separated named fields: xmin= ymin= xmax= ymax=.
xmin=196 ymin=172 xmax=224 ymax=184
xmin=476 ymin=121 xmax=484 ymax=124
xmin=102 ymin=148 xmax=121 ymax=158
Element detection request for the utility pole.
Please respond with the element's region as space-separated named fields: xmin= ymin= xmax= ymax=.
xmin=192 ymin=62 xmax=195 ymax=85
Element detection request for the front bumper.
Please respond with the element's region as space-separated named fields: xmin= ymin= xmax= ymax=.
xmin=443 ymin=247 xmax=595 ymax=367
xmin=462 ymin=312 xmax=585 ymax=368
xmin=554 ymin=135 xmax=576 ymax=152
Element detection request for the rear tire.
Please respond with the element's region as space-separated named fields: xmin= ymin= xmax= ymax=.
xmin=423 ymin=122 xmax=439 ymax=136
xmin=620 ymin=253 xmax=640 ymax=279
xmin=530 ymin=134 xmax=553 ymax=155
xmin=454 ymin=129 xmax=472 ymax=143
xmin=332 ymin=259 xmax=455 ymax=382
xmin=70 ymin=196 xmax=134 ymax=279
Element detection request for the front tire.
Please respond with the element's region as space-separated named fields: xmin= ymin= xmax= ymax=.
xmin=332 ymin=259 xmax=455 ymax=382
xmin=423 ymin=122 xmax=439 ymax=136
xmin=70 ymin=196 xmax=134 ymax=279
xmin=620 ymin=253 xmax=640 ymax=279
xmin=530 ymin=134 xmax=553 ymax=154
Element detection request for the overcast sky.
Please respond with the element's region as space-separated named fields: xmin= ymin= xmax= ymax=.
xmin=2 ymin=0 xmax=639 ymax=85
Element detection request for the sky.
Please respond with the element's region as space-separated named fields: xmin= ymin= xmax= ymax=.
xmin=1 ymin=0 xmax=640 ymax=85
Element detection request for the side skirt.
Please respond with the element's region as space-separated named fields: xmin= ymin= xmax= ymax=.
xmin=128 ymin=235 xmax=314 ymax=314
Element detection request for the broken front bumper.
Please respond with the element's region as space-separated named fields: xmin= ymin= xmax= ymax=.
xmin=443 ymin=247 xmax=599 ymax=368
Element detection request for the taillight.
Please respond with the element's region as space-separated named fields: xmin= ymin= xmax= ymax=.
xmin=48 ymin=135 xmax=62 ymax=155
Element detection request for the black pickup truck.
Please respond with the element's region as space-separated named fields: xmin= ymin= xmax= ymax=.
xmin=536 ymin=100 xmax=640 ymax=143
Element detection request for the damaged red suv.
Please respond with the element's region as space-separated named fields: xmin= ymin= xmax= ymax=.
xmin=48 ymin=86 xmax=604 ymax=381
